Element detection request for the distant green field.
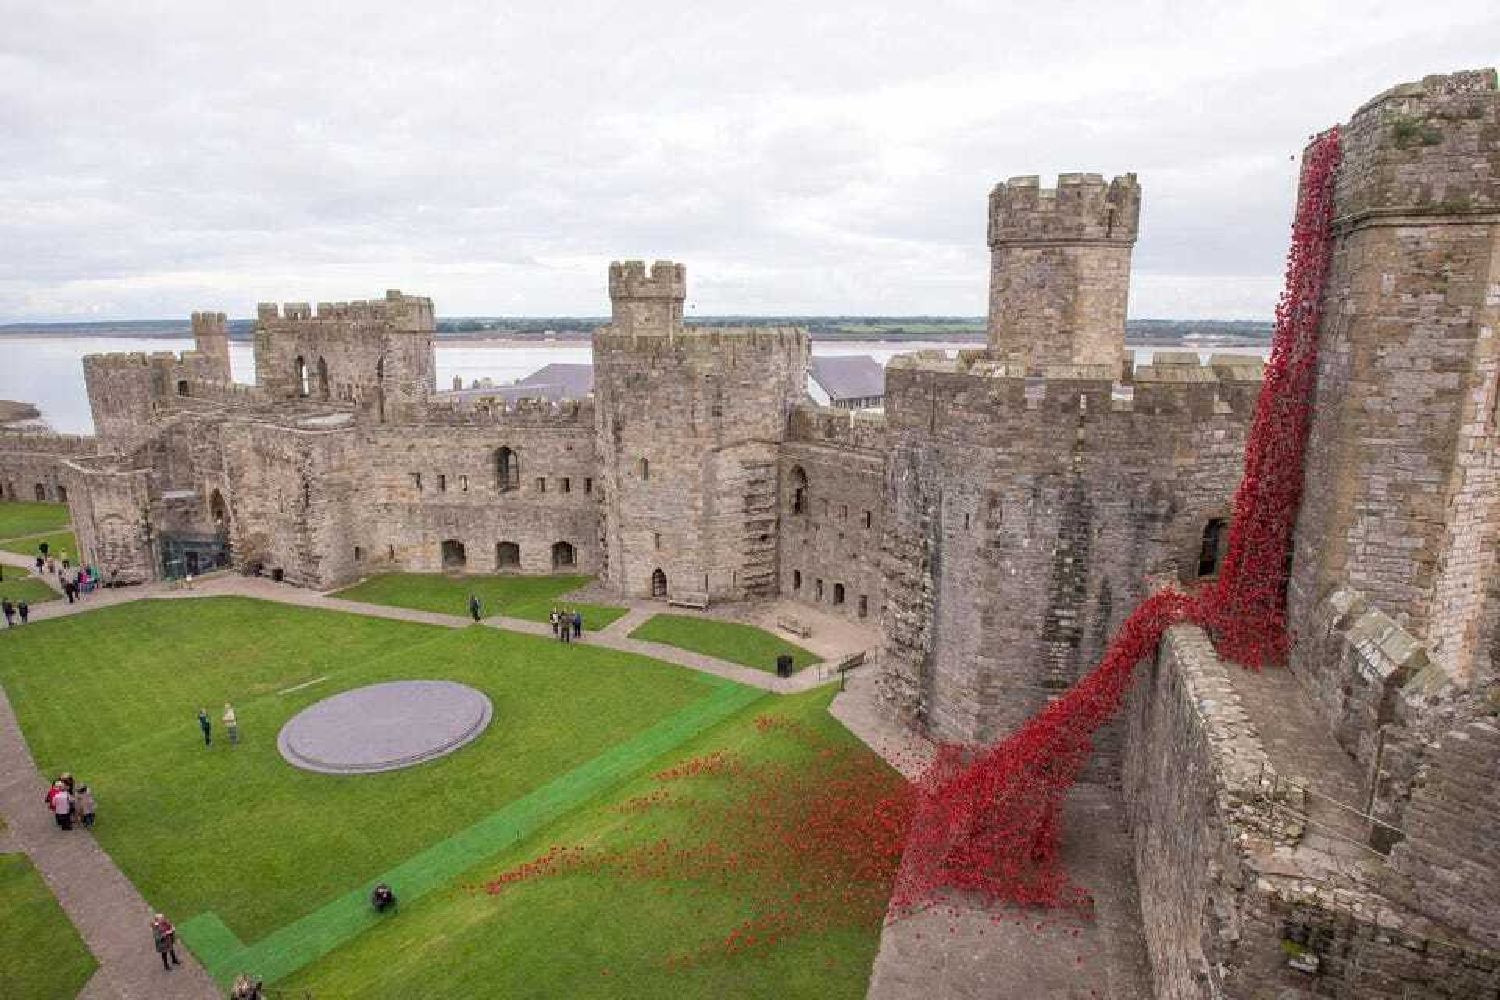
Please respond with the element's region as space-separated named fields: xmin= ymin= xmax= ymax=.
xmin=0 ymin=501 xmax=71 ymax=540
xmin=0 ymin=530 xmax=78 ymax=561
xmin=0 ymin=854 xmax=97 ymax=997
xmin=630 ymin=614 xmax=821 ymax=673
xmin=332 ymin=573 xmax=628 ymax=629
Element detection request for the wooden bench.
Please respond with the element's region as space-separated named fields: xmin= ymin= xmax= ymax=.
xmin=667 ymin=591 xmax=710 ymax=610
xmin=777 ymin=616 xmax=812 ymax=639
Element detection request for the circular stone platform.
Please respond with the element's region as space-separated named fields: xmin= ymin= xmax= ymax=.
xmin=277 ymin=680 xmax=493 ymax=775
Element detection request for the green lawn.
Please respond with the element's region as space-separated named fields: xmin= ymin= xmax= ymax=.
xmin=332 ymin=573 xmax=628 ymax=629
xmin=630 ymin=614 xmax=821 ymax=673
xmin=0 ymin=531 xmax=78 ymax=561
xmin=0 ymin=853 xmax=98 ymax=997
xmin=0 ymin=597 xmax=718 ymax=942
xmin=0 ymin=501 xmax=70 ymax=540
xmin=0 ymin=575 xmax=61 ymax=606
xmin=285 ymin=687 xmax=899 ymax=999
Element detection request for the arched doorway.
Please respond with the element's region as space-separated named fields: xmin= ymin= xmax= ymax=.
xmin=551 ymin=541 xmax=576 ymax=570
xmin=496 ymin=541 xmax=520 ymax=570
xmin=651 ymin=568 xmax=667 ymax=599
xmin=441 ymin=539 xmax=467 ymax=571
xmin=209 ymin=489 xmax=229 ymax=533
xmin=1198 ymin=518 xmax=1227 ymax=578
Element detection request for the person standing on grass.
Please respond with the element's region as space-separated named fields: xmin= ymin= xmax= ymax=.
xmin=35 ymin=554 xmax=44 ymax=573
xmin=223 ymin=702 xmax=239 ymax=745
xmin=151 ymin=914 xmax=182 ymax=970
xmin=468 ymin=593 xmax=482 ymax=622
xmin=2 ymin=598 xmax=13 ymax=627
xmin=17 ymin=600 xmax=28 ymax=624
xmin=572 ymin=609 xmax=582 ymax=639
xmin=549 ymin=607 xmax=560 ymax=637
xmin=197 ymin=707 xmax=212 ymax=747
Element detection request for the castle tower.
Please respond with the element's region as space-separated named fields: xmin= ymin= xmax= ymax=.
xmin=252 ymin=289 xmax=435 ymax=418
xmin=1287 ymin=69 xmax=1500 ymax=689
xmin=986 ymin=173 xmax=1140 ymax=370
xmin=592 ymin=261 xmax=810 ymax=601
xmin=190 ymin=311 xmax=231 ymax=381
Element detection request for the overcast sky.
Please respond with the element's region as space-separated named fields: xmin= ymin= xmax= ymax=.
xmin=2 ymin=2 xmax=1496 ymax=322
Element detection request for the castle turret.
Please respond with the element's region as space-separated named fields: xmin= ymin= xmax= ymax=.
xmin=986 ymin=173 xmax=1140 ymax=370
xmin=190 ymin=311 xmax=231 ymax=381
xmin=252 ymin=289 xmax=436 ymax=419
xmin=593 ymin=261 xmax=809 ymax=601
xmin=1288 ymin=69 xmax=1500 ymax=689
xmin=607 ymin=260 xmax=686 ymax=337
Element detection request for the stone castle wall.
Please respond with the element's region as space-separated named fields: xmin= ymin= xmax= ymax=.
xmin=878 ymin=353 xmax=1258 ymax=744
xmin=779 ymin=405 xmax=887 ymax=622
xmin=0 ymin=431 xmax=96 ymax=503
xmin=1124 ymin=624 xmax=1499 ymax=999
xmin=1288 ymin=69 xmax=1500 ymax=690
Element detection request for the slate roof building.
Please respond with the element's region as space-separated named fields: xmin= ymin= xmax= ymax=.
xmin=807 ymin=355 xmax=885 ymax=409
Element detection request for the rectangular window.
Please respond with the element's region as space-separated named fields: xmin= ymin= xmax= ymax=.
xmin=562 ymin=477 xmax=571 ymax=493
xmin=411 ymin=472 xmax=422 ymax=491
xmin=536 ymin=477 xmax=546 ymax=493
xmin=840 ymin=504 xmax=848 ymax=519
xmin=584 ymin=477 xmax=593 ymax=494
xmin=354 ymin=546 xmax=364 ymax=561
xmin=858 ymin=595 xmax=868 ymax=618
xmin=460 ymin=475 xmax=469 ymax=493
xmin=653 ymin=532 xmax=662 ymax=550
xmin=437 ymin=474 xmax=447 ymax=493
xmin=864 ymin=510 xmax=872 ymax=529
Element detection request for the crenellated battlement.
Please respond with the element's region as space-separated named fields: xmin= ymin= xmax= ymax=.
xmin=594 ymin=325 xmax=805 ymax=355
xmin=0 ymin=430 xmax=98 ymax=455
xmin=886 ymin=349 xmax=1263 ymax=420
xmin=190 ymin=311 xmax=226 ymax=336
xmin=255 ymin=289 xmax=436 ymax=332
xmin=412 ymin=395 xmax=596 ymax=428
xmin=607 ymin=259 xmax=686 ymax=300
xmin=988 ymin=172 xmax=1141 ymax=247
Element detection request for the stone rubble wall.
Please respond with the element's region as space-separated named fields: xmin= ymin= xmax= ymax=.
xmin=877 ymin=352 xmax=1255 ymax=744
xmin=1126 ymin=623 xmax=1500 ymax=999
xmin=779 ymin=405 xmax=886 ymax=624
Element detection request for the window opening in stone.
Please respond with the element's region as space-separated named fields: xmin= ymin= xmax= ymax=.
xmin=316 ymin=356 xmax=330 ymax=400
xmin=651 ymin=567 xmax=668 ymax=599
xmin=536 ymin=477 xmax=546 ymax=493
xmin=864 ymin=510 xmax=872 ymax=529
xmin=495 ymin=447 xmax=519 ymax=492
xmin=438 ymin=474 xmax=447 ymax=493
xmin=296 ymin=356 xmax=310 ymax=397
xmin=584 ymin=477 xmax=593 ymax=494
xmin=35 ymin=483 xmax=46 ymax=501
xmin=793 ymin=569 xmax=802 ymax=590
xmin=790 ymin=466 xmax=808 ymax=515
xmin=1198 ymin=518 xmax=1228 ymax=578
xmin=815 ymin=578 xmax=824 ymax=601
xmin=209 ymin=489 xmax=228 ymax=531
xmin=496 ymin=541 xmax=520 ymax=570
xmin=858 ymin=594 xmax=868 ymax=618
xmin=653 ymin=532 xmax=661 ymax=550
xmin=411 ymin=472 xmax=422 ymax=491
xmin=639 ymin=458 xmax=650 ymax=480
xmin=562 ymin=477 xmax=571 ymax=493
xmin=177 ymin=379 xmax=190 ymax=396
xmin=460 ymin=475 xmax=468 ymax=492
xmin=440 ymin=538 xmax=466 ymax=571
xmin=551 ymin=540 xmax=576 ymax=569
xmin=833 ymin=583 xmax=845 ymax=605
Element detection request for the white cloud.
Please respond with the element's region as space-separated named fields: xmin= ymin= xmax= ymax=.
xmin=0 ymin=0 xmax=1496 ymax=321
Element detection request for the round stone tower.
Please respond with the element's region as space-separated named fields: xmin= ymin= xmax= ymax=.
xmin=592 ymin=260 xmax=810 ymax=602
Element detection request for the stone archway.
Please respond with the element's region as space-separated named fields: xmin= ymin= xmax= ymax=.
xmin=551 ymin=540 xmax=576 ymax=571
xmin=441 ymin=539 xmax=467 ymax=571
xmin=651 ymin=567 xmax=667 ymax=599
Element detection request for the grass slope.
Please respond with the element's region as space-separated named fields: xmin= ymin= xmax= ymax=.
xmin=0 ymin=597 xmax=717 ymax=941
xmin=285 ymin=687 xmax=888 ymax=1000
xmin=0 ymin=501 xmax=71 ymax=540
xmin=630 ymin=614 xmax=821 ymax=673
xmin=0 ymin=531 xmax=79 ymax=560
xmin=0 ymin=854 xmax=98 ymax=998
xmin=0 ymin=575 xmax=61 ymax=605
xmin=332 ymin=573 xmax=628 ymax=629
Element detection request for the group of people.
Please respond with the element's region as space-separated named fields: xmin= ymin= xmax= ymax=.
xmin=197 ymin=703 xmax=240 ymax=746
xmin=1 ymin=595 xmax=31 ymax=626
xmin=550 ymin=607 xmax=584 ymax=642
xmin=32 ymin=540 xmax=101 ymax=604
xmin=43 ymin=772 xmax=96 ymax=831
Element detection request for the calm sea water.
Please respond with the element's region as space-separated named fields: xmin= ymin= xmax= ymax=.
xmin=0 ymin=337 xmax=1265 ymax=435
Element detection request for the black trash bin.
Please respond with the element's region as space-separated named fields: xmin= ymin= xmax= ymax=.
xmin=775 ymin=654 xmax=794 ymax=678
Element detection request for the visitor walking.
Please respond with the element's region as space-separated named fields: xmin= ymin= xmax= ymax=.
xmin=63 ymin=579 xmax=76 ymax=604
xmin=150 ymin=913 xmax=182 ymax=970
xmin=468 ymin=593 xmax=482 ymax=622
xmin=34 ymin=554 xmax=44 ymax=573
xmin=2 ymin=598 xmax=13 ymax=627
xmin=572 ymin=610 xmax=582 ymax=639
xmin=549 ymin=608 xmax=560 ymax=637
xmin=198 ymin=708 xmax=212 ymax=747
xmin=559 ymin=611 xmax=571 ymax=644
xmin=50 ymin=782 xmax=72 ymax=830
xmin=17 ymin=600 xmax=28 ymax=624
xmin=75 ymin=785 xmax=96 ymax=828
xmin=223 ymin=703 xmax=239 ymax=746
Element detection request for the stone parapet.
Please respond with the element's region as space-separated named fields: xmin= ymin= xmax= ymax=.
xmin=987 ymin=172 xmax=1141 ymax=246
xmin=786 ymin=404 xmax=887 ymax=453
